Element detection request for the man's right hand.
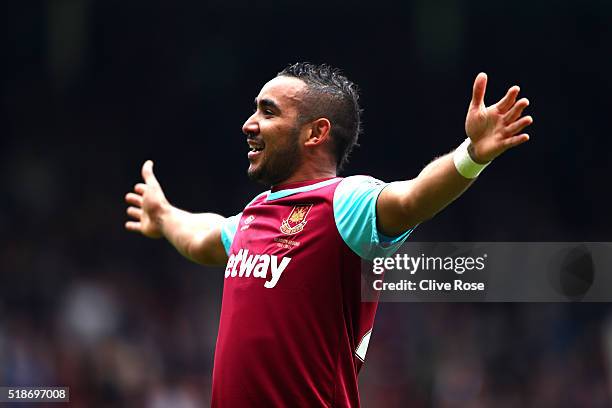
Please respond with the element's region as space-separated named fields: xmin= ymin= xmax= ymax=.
xmin=125 ymin=160 xmax=169 ymax=239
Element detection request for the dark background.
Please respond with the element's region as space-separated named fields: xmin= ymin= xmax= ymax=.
xmin=2 ymin=0 xmax=611 ymax=406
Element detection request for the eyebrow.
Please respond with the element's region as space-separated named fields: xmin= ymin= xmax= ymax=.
xmin=254 ymin=97 xmax=281 ymax=112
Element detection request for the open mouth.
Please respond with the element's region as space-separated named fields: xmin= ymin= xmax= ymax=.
xmin=247 ymin=139 xmax=265 ymax=158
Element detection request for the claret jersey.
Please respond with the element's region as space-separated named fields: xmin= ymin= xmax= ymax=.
xmin=213 ymin=176 xmax=413 ymax=407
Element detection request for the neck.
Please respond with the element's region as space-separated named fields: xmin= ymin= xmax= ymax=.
xmin=274 ymin=157 xmax=337 ymax=186
xmin=276 ymin=170 xmax=337 ymax=186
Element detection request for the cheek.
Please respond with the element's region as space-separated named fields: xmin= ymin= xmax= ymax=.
xmin=262 ymin=125 xmax=290 ymax=148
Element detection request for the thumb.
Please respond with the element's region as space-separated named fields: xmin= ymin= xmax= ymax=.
xmin=141 ymin=160 xmax=160 ymax=186
xmin=470 ymin=72 xmax=487 ymax=109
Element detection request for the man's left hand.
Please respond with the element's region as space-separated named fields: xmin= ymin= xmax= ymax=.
xmin=465 ymin=72 xmax=533 ymax=163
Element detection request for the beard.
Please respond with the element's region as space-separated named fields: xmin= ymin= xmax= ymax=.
xmin=247 ymin=126 xmax=302 ymax=186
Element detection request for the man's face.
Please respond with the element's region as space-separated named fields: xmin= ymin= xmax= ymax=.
xmin=242 ymin=76 xmax=307 ymax=186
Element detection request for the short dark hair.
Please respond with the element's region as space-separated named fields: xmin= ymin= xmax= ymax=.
xmin=277 ymin=62 xmax=362 ymax=172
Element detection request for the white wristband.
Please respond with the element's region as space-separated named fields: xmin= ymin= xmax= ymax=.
xmin=453 ymin=138 xmax=490 ymax=179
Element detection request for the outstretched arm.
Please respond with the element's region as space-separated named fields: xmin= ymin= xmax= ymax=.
xmin=125 ymin=160 xmax=229 ymax=266
xmin=377 ymin=73 xmax=533 ymax=236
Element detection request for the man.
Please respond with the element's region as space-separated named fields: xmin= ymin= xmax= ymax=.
xmin=124 ymin=63 xmax=532 ymax=407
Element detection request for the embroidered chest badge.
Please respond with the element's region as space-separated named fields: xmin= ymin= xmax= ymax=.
xmin=280 ymin=204 xmax=313 ymax=235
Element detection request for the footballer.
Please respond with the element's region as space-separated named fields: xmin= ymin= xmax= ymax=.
xmin=125 ymin=63 xmax=532 ymax=407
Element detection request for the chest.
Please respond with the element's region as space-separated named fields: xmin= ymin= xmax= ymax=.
xmin=226 ymin=199 xmax=345 ymax=292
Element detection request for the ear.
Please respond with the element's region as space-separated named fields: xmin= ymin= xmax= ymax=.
xmin=304 ymin=118 xmax=331 ymax=147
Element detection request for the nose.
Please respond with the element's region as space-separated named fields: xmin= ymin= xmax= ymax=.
xmin=242 ymin=113 xmax=259 ymax=136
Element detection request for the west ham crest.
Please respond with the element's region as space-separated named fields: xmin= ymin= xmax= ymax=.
xmin=280 ymin=204 xmax=313 ymax=235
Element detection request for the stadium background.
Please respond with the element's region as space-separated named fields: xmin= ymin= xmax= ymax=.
xmin=2 ymin=0 xmax=611 ymax=406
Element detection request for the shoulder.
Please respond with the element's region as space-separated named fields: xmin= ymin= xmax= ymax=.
xmin=332 ymin=175 xmax=388 ymax=260
xmin=336 ymin=175 xmax=386 ymax=191
xmin=333 ymin=175 xmax=387 ymax=206
xmin=333 ymin=175 xmax=415 ymax=259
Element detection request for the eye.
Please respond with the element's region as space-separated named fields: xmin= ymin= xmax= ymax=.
xmin=252 ymin=107 xmax=274 ymax=116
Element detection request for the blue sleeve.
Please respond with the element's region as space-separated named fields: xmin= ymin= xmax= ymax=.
xmin=333 ymin=176 xmax=415 ymax=260
xmin=220 ymin=213 xmax=242 ymax=255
